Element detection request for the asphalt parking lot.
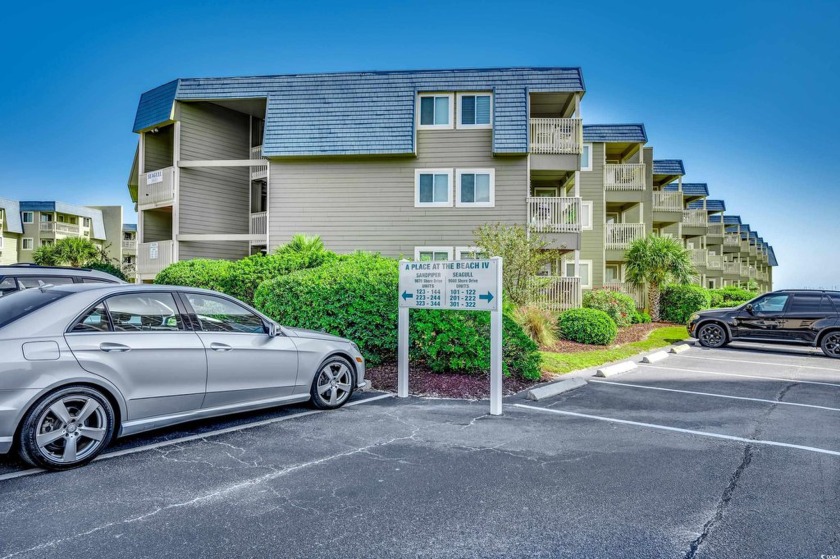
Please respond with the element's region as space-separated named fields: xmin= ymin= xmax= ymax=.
xmin=1 ymin=341 xmax=839 ymax=558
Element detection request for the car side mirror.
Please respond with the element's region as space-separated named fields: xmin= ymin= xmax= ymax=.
xmin=745 ymin=304 xmax=754 ymax=314
xmin=265 ymin=321 xmax=279 ymax=337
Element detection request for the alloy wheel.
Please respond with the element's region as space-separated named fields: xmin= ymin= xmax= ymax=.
xmin=699 ymin=324 xmax=726 ymax=348
xmin=35 ymin=396 xmax=108 ymax=464
xmin=316 ymin=361 xmax=354 ymax=407
xmin=823 ymin=333 xmax=840 ymax=358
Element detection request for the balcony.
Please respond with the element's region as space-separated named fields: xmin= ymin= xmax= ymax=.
xmin=250 ymin=146 xmax=268 ymax=181
xmin=529 ymin=118 xmax=582 ymax=155
xmin=707 ymin=223 xmax=724 ymax=237
xmin=605 ymin=223 xmax=645 ymax=250
xmin=724 ymin=234 xmax=741 ymax=247
xmin=604 ymin=164 xmax=646 ymax=191
xmin=706 ymin=253 xmax=723 ymax=270
xmin=137 ymin=240 xmax=174 ymax=277
xmin=603 ymin=282 xmax=645 ymax=310
xmin=723 ymin=262 xmax=740 ymax=275
xmin=529 ymin=276 xmax=581 ymax=311
xmin=39 ymin=222 xmax=80 ymax=236
xmin=250 ymin=211 xmax=267 ymax=237
xmin=689 ymin=249 xmax=707 ymax=267
xmin=653 ymin=191 xmax=683 ymax=212
xmin=139 ymin=167 xmax=176 ymax=209
xmin=682 ymin=209 xmax=708 ymax=227
xmin=527 ymin=197 xmax=581 ymax=234
xmin=122 ymin=240 xmax=137 ymax=252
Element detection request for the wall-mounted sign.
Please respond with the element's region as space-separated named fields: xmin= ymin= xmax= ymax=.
xmin=146 ymin=170 xmax=164 ymax=185
xmin=149 ymin=242 xmax=159 ymax=260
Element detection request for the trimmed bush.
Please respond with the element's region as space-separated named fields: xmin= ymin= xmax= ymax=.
xmin=557 ymin=308 xmax=618 ymax=346
xmin=709 ymin=286 xmax=756 ymax=308
xmin=660 ymin=284 xmax=712 ymax=324
xmin=154 ymin=259 xmax=234 ymax=292
xmin=637 ymin=312 xmax=652 ymax=324
xmin=223 ymin=251 xmax=335 ymax=304
xmin=583 ymin=289 xmax=637 ymax=328
xmin=84 ymin=261 xmax=127 ymax=282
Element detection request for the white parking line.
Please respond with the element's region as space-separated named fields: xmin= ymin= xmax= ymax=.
xmin=641 ymin=363 xmax=840 ymax=389
xmin=514 ymin=403 xmax=840 ymax=457
xmin=589 ymin=379 xmax=840 ymax=412
xmin=678 ymin=353 xmax=840 ymax=373
xmin=0 ymin=393 xmax=394 ymax=482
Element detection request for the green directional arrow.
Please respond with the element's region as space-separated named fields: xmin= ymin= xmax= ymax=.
xmin=479 ymin=292 xmax=494 ymax=302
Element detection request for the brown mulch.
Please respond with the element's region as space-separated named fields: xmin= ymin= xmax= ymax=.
xmin=365 ymin=362 xmax=539 ymax=400
xmin=542 ymin=322 xmax=674 ymax=353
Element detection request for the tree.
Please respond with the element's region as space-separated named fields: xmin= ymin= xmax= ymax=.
xmin=32 ymin=244 xmax=60 ymax=266
xmin=53 ymin=238 xmax=100 ymax=267
xmin=474 ymin=223 xmax=552 ymax=306
xmin=277 ymin=234 xmax=325 ymax=257
xmin=625 ymin=235 xmax=695 ymax=321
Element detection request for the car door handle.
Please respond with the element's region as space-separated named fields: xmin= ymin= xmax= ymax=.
xmin=100 ymin=342 xmax=131 ymax=353
xmin=210 ymin=343 xmax=233 ymax=352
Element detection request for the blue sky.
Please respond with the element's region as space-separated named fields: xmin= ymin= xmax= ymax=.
xmin=1 ymin=0 xmax=837 ymax=288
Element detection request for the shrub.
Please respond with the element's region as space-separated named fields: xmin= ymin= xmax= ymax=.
xmin=583 ymin=289 xmax=636 ymax=328
xmin=84 ymin=261 xmax=127 ymax=282
xmin=637 ymin=312 xmax=652 ymax=324
xmin=709 ymin=286 xmax=756 ymax=308
xmin=223 ymin=251 xmax=335 ymax=304
xmin=511 ymin=305 xmax=558 ymax=347
xmin=473 ymin=223 xmax=552 ymax=305
xmin=557 ymin=308 xmax=618 ymax=346
xmin=660 ymin=284 xmax=712 ymax=324
xmin=154 ymin=259 xmax=234 ymax=293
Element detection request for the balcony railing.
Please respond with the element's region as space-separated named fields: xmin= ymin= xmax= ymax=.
xmin=724 ymin=234 xmax=741 ymax=246
xmin=528 ymin=118 xmax=582 ymax=155
xmin=689 ymin=249 xmax=707 ymax=267
xmin=724 ymin=262 xmax=740 ymax=275
xmin=529 ymin=276 xmax=581 ymax=311
xmin=682 ymin=209 xmax=708 ymax=227
xmin=707 ymin=223 xmax=724 ymax=237
xmin=653 ymin=191 xmax=683 ymax=211
xmin=604 ymin=164 xmax=646 ymax=191
xmin=250 ymin=146 xmax=268 ymax=181
xmin=137 ymin=240 xmax=174 ymax=277
xmin=605 ymin=223 xmax=645 ymax=250
xmin=250 ymin=211 xmax=267 ymax=237
xmin=122 ymin=240 xmax=137 ymax=251
xmin=527 ymin=197 xmax=581 ymax=233
xmin=39 ymin=222 xmax=81 ymax=235
xmin=139 ymin=167 xmax=176 ymax=208
xmin=603 ymin=282 xmax=645 ymax=310
xmin=706 ymin=253 xmax=723 ymax=270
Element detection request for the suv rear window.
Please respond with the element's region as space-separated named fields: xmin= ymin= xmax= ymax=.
xmin=0 ymin=277 xmax=17 ymax=297
xmin=17 ymin=276 xmax=75 ymax=289
xmin=0 ymin=288 xmax=70 ymax=329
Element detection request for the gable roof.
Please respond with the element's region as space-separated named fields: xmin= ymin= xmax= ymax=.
xmin=652 ymin=159 xmax=685 ymax=176
xmin=664 ymin=182 xmax=708 ymax=197
xmin=18 ymin=201 xmax=107 ymax=240
xmin=0 ymin=197 xmax=22 ymax=234
xmin=688 ymin=199 xmax=725 ymax=212
xmin=133 ymin=67 xmax=585 ymax=156
xmin=709 ymin=214 xmax=741 ymax=225
xmin=582 ymin=124 xmax=647 ymax=143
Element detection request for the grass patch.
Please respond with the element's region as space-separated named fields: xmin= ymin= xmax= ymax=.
xmin=540 ymin=325 xmax=688 ymax=375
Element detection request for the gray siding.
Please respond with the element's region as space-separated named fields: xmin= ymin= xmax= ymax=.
xmin=267 ymin=129 xmax=527 ymax=256
xmin=176 ymin=101 xmax=251 ymax=261
xmin=578 ymin=142 xmax=606 ymax=287
xmin=143 ymin=210 xmax=172 ymax=243
xmin=144 ymin=125 xmax=174 ymax=172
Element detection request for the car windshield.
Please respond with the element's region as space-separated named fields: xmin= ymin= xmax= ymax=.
xmin=0 ymin=288 xmax=70 ymax=329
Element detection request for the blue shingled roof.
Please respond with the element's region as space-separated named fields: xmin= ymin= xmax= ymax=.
xmin=133 ymin=67 xmax=585 ymax=156
xmin=19 ymin=201 xmax=107 ymax=240
xmin=652 ymin=159 xmax=685 ymax=176
xmin=709 ymin=214 xmax=741 ymax=225
xmin=768 ymin=247 xmax=778 ymax=266
xmin=688 ymin=199 xmax=725 ymax=212
xmin=582 ymin=124 xmax=647 ymax=143
xmin=0 ymin=197 xmax=23 ymax=235
xmin=123 ymin=223 xmax=137 ymax=232
xmin=663 ymin=182 xmax=708 ymax=197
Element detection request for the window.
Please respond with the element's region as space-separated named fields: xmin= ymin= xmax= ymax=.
xmin=580 ymin=201 xmax=593 ymax=231
xmin=788 ymin=294 xmax=832 ymax=314
xmin=581 ymin=143 xmax=593 ymax=171
xmin=415 ymin=169 xmax=453 ymax=207
xmin=106 ymin=293 xmax=183 ymax=332
xmin=751 ymin=294 xmax=788 ymax=313
xmin=564 ymin=260 xmax=592 ymax=289
xmin=186 ymin=293 xmax=266 ymax=334
xmin=829 ymin=294 xmax=840 ymax=312
xmin=458 ymin=93 xmax=492 ymax=128
xmin=40 ymin=239 xmax=54 ymax=247
xmin=418 ymin=94 xmax=453 ymax=129
xmin=21 ymin=212 xmax=34 ymax=224
xmin=71 ymin=304 xmax=111 ymax=333
xmin=40 ymin=213 xmax=53 ymax=223
xmin=605 ymin=265 xmax=620 ymax=283
xmin=0 ymin=289 xmax=70 ymax=329
xmin=22 ymin=238 xmax=34 ymax=251
xmin=456 ymin=169 xmax=495 ymax=207
xmin=455 ymin=247 xmax=487 ymax=260
xmin=18 ymin=276 xmax=74 ymax=289
xmin=0 ymin=277 xmax=18 ymax=297
xmin=415 ymin=247 xmax=453 ymax=261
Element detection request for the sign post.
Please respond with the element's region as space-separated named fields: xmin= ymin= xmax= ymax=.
xmin=397 ymin=257 xmax=504 ymax=415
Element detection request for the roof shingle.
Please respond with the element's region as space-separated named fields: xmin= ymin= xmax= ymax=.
xmin=582 ymin=124 xmax=647 ymax=143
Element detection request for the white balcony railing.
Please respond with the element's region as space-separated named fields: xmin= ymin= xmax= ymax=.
xmin=527 ymin=197 xmax=581 ymax=233
xmin=250 ymin=146 xmax=268 ymax=181
xmin=604 ymin=164 xmax=646 ymax=191
xmin=250 ymin=211 xmax=267 ymax=237
xmin=724 ymin=234 xmax=741 ymax=246
xmin=689 ymin=249 xmax=707 ymax=267
xmin=706 ymin=253 xmax=723 ymax=270
xmin=122 ymin=240 xmax=137 ymax=251
xmin=137 ymin=240 xmax=174 ymax=277
xmin=39 ymin=222 xmax=81 ymax=235
xmin=707 ymin=223 xmax=724 ymax=237
xmin=605 ymin=223 xmax=645 ymax=250
xmin=603 ymin=282 xmax=646 ymax=310
xmin=653 ymin=191 xmax=683 ymax=211
xmin=682 ymin=209 xmax=708 ymax=227
xmin=529 ymin=118 xmax=582 ymax=155
xmin=139 ymin=167 xmax=176 ymax=208
xmin=530 ymin=276 xmax=581 ymax=311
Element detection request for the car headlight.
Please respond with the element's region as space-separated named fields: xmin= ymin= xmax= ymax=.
xmin=689 ymin=314 xmax=700 ymax=323
xmin=350 ymin=341 xmax=361 ymax=354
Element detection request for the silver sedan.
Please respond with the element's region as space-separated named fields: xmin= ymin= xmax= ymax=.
xmin=0 ymin=284 xmax=366 ymax=470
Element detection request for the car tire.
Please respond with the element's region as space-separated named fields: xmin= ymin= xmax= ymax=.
xmin=820 ymin=331 xmax=840 ymax=359
xmin=18 ymin=386 xmax=115 ymax=471
xmin=310 ymin=356 xmax=356 ymax=410
xmin=697 ymin=323 xmax=729 ymax=349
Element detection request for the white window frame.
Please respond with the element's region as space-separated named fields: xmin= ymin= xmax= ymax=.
xmin=455 ymin=168 xmax=495 ymax=208
xmin=415 ymin=169 xmax=454 ymax=208
xmin=414 ymin=246 xmax=454 ymax=261
xmin=21 ymin=211 xmax=34 ymax=224
xmin=580 ymin=143 xmax=593 ymax=172
xmin=417 ymin=94 xmax=454 ymax=130
xmin=455 ymin=246 xmax=487 ymax=260
xmin=565 ymin=259 xmax=592 ymax=289
xmin=580 ymin=201 xmax=593 ymax=231
xmin=456 ymin=92 xmax=493 ymax=129
xmin=22 ymin=238 xmax=34 ymax=251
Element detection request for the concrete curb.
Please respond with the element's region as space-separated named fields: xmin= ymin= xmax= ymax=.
xmin=526 ymin=378 xmax=587 ymax=401
xmin=595 ymin=361 xmax=637 ymax=378
xmin=669 ymin=344 xmax=691 ymax=354
xmin=642 ymin=351 xmax=669 ymax=364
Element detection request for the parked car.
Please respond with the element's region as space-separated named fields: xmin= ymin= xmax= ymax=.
xmin=688 ymin=289 xmax=840 ymax=358
xmin=0 ymin=264 xmax=124 ymax=298
xmin=0 ymin=284 xmax=367 ymax=470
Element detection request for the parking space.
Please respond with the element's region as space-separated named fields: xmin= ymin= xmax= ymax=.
xmin=1 ymin=343 xmax=839 ymax=558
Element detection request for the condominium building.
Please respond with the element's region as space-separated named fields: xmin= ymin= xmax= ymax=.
xmin=0 ymin=198 xmax=23 ymax=265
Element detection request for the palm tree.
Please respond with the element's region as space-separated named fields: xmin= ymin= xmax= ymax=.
xmin=625 ymin=235 xmax=695 ymax=321
xmin=32 ymin=244 xmax=60 ymax=266
xmin=53 ymin=238 xmax=99 ymax=267
xmin=279 ymin=234 xmax=325 ymax=256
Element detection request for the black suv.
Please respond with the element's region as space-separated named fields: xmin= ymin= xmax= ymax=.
xmin=0 ymin=264 xmax=124 ymax=298
xmin=688 ymin=290 xmax=840 ymax=358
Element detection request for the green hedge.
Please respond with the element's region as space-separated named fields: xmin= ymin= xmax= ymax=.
xmin=660 ymin=284 xmax=712 ymax=324
xmin=709 ymin=286 xmax=755 ymax=308
xmin=223 ymin=251 xmax=336 ymax=304
xmin=154 ymin=259 xmax=234 ymax=293
xmin=84 ymin=261 xmax=128 ymax=282
xmin=583 ymin=289 xmax=637 ymax=328
xmin=557 ymin=308 xmax=618 ymax=345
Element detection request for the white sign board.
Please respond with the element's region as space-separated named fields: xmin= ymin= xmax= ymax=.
xmin=149 ymin=242 xmax=159 ymax=260
xmin=398 ymin=259 xmax=499 ymax=311
xmin=146 ymin=170 xmax=164 ymax=185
